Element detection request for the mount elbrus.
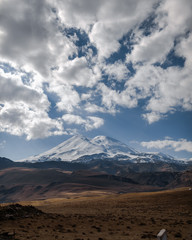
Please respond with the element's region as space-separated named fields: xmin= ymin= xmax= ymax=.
xmin=18 ymin=135 xmax=182 ymax=164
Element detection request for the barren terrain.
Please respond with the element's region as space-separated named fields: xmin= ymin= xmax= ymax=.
xmin=1 ymin=166 xmax=192 ymax=203
xmin=0 ymin=188 xmax=192 ymax=240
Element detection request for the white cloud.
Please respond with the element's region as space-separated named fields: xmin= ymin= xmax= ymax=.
xmin=98 ymin=83 xmax=137 ymax=111
xmin=176 ymin=33 xmax=192 ymax=68
xmin=49 ymin=84 xmax=80 ymax=113
xmin=0 ymin=69 xmax=65 ymax=139
xmin=54 ymin=57 xmax=98 ymax=87
xmin=0 ymin=0 xmax=78 ymax=82
xmin=62 ymin=114 xmax=104 ymax=131
xmin=89 ymin=0 xmax=157 ymax=60
xmin=0 ymin=69 xmax=49 ymax=110
xmin=84 ymin=103 xmax=107 ymax=114
xmin=85 ymin=116 xmax=104 ymax=131
xmin=0 ymin=102 xmax=64 ymax=140
xmin=102 ymin=61 xmax=130 ymax=81
xmin=128 ymin=29 xmax=174 ymax=64
xmin=124 ymin=64 xmax=192 ymax=123
xmin=53 ymin=0 xmax=156 ymax=61
xmin=141 ymin=138 xmax=192 ymax=153
xmin=51 ymin=0 xmax=100 ymax=30
xmin=0 ymin=0 xmax=192 ymax=139
xmin=144 ymin=66 xmax=192 ymax=123
xmin=128 ymin=0 xmax=192 ymax=64
xmin=62 ymin=114 xmax=85 ymax=125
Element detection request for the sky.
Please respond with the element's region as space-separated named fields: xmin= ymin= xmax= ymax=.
xmin=0 ymin=0 xmax=192 ymax=161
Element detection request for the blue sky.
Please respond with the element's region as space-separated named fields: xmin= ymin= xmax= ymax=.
xmin=0 ymin=0 xmax=192 ymax=161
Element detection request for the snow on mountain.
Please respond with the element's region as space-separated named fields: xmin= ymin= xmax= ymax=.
xmin=91 ymin=136 xmax=138 ymax=155
xmin=18 ymin=135 xmax=178 ymax=163
xmin=18 ymin=135 xmax=105 ymax=162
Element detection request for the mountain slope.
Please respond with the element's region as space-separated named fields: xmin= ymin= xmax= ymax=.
xmin=19 ymin=135 xmax=139 ymax=162
xmin=92 ymin=136 xmax=138 ymax=155
xmin=19 ymin=135 xmax=105 ymax=162
xmin=0 ymin=157 xmax=16 ymax=169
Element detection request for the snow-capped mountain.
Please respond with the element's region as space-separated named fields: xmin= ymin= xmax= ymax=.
xmin=19 ymin=135 xmax=138 ymax=162
xmin=19 ymin=135 xmax=102 ymax=162
xmin=18 ymin=135 xmax=179 ymax=164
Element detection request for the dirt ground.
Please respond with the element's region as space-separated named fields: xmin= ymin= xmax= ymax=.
xmin=0 ymin=188 xmax=192 ymax=240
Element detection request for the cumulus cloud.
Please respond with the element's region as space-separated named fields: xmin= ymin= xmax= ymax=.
xmin=62 ymin=114 xmax=85 ymax=125
xmin=89 ymin=0 xmax=157 ymax=59
xmin=123 ymin=64 xmax=192 ymax=123
xmin=84 ymin=103 xmax=107 ymax=114
xmin=0 ymin=102 xmax=64 ymax=140
xmin=0 ymin=0 xmax=77 ymax=77
xmin=102 ymin=61 xmax=130 ymax=81
xmin=49 ymin=84 xmax=81 ymax=113
xmin=0 ymin=0 xmax=192 ymax=139
xmin=128 ymin=29 xmax=174 ymax=64
xmin=141 ymin=138 xmax=192 ymax=153
xmin=0 ymin=69 xmax=65 ymax=139
xmin=86 ymin=116 xmax=104 ymax=130
xmin=98 ymin=83 xmax=137 ymax=111
xmin=0 ymin=69 xmax=49 ymax=110
xmin=62 ymin=114 xmax=104 ymax=131
xmin=176 ymin=33 xmax=192 ymax=68
xmin=53 ymin=57 xmax=98 ymax=87
xmin=128 ymin=0 xmax=192 ymax=64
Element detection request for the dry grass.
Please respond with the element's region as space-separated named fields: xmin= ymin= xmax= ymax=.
xmin=0 ymin=188 xmax=192 ymax=240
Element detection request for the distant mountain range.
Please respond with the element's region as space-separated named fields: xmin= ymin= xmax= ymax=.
xmin=17 ymin=135 xmax=185 ymax=164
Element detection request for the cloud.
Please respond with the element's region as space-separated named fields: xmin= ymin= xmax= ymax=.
xmin=89 ymin=0 xmax=157 ymax=59
xmin=53 ymin=57 xmax=98 ymax=87
xmin=0 ymin=102 xmax=64 ymax=140
xmin=86 ymin=116 xmax=104 ymax=130
xmin=0 ymin=69 xmax=49 ymax=110
xmin=98 ymin=82 xmax=138 ymax=112
xmin=141 ymin=138 xmax=192 ymax=153
xmin=84 ymin=103 xmax=107 ymax=114
xmin=50 ymin=0 xmax=101 ymax=30
xmin=176 ymin=33 xmax=192 ymax=68
xmin=127 ymin=0 xmax=192 ymax=64
xmin=49 ymin=84 xmax=81 ymax=113
xmin=123 ymin=64 xmax=192 ymax=123
xmin=0 ymin=68 xmax=65 ymax=140
xmin=102 ymin=61 xmax=130 ymax=81
xmin=127 ymin=29 xmax=174 ymax=64
xmin=0 ymin=0 xmax=192 ymax=139
xmin=0 ymin=0 xmax=77 ymax=77
xmin=62 ymin=114 xmax=86 ymax=125
xmin=53 ymin=0 xmax=156 ymax=60
xmin=62 ymin=114 xmax=104 ymax=131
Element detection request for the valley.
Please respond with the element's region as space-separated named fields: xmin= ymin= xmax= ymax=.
xmin=0 ymin=164 xmax=192 ymax=203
